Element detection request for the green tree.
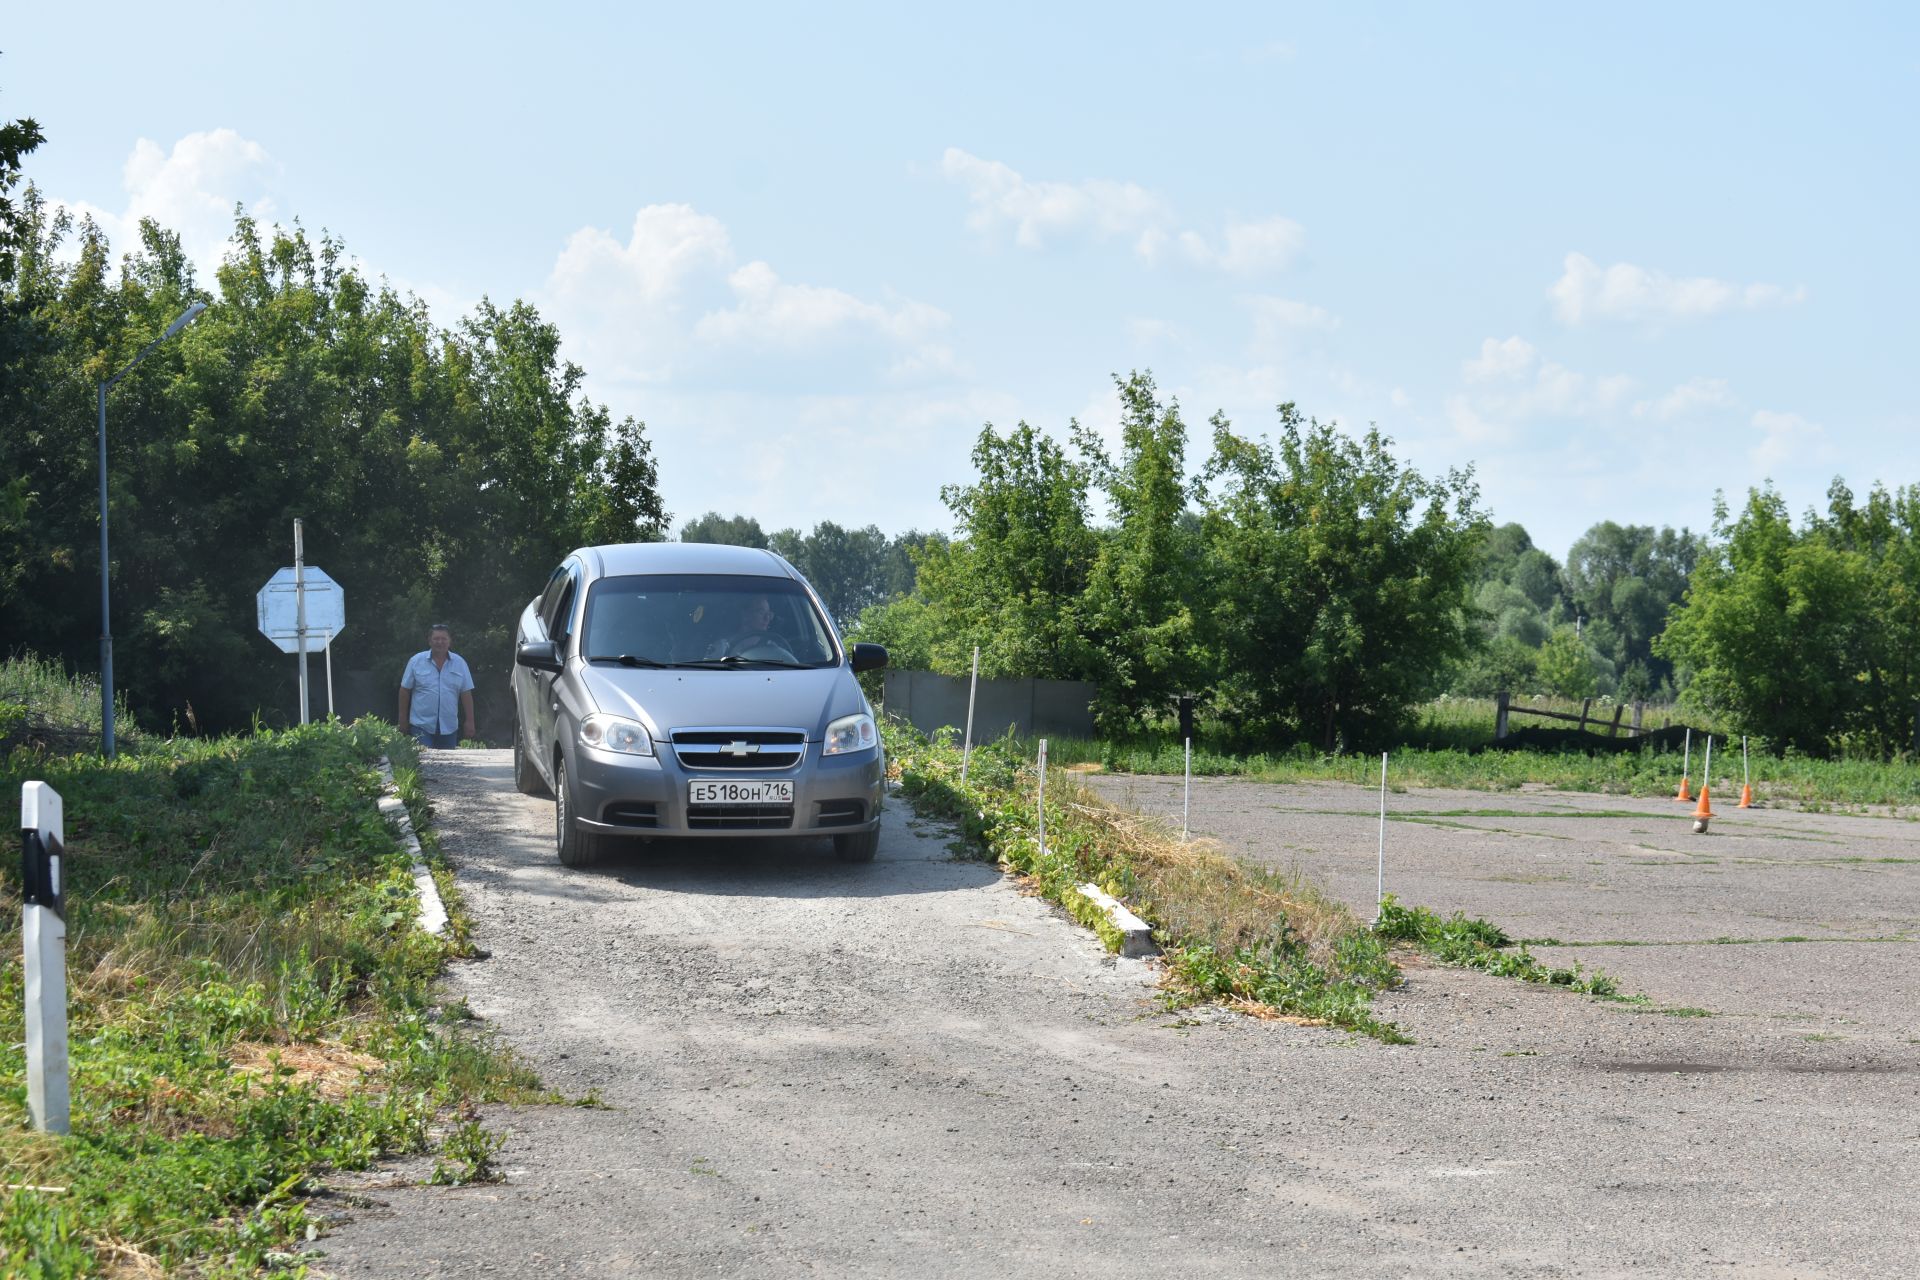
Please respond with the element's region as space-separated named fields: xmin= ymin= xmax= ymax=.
xmin=0 ymin=195 xmax=667 ymax=734
xmin=679 ymin=511 xmax=769 ymax=547
xmin=769 ymin=521 xmax=893 ymax=627
xmin=1657 ymin=489 xmax=1866 ymax=756
xmin=914 ymin=421 xmax=1098 ymax=679
xmin=1074 ymin=371 xmax=1203 ymax=730
xmin=1564 ymin=521 xmax=1702 ymax=688
xmin=1200 ymin=405 xmax=1487 ymax=750
xmin=1535 ymin=626 xmax=1600 ymax=700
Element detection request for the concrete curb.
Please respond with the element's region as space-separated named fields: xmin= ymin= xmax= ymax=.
xmin=376 ymin=757 xmax=450 ymax=937
xmin=1074 ymin=882 xmax=1156 ymax=958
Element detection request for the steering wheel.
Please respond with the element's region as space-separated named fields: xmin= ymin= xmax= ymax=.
xmin=730 ymin=632 xmax=797 ymax=661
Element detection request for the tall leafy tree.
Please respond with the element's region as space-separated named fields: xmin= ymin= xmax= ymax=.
xmin=1656 ymin=489 xmax=1865 ymax=756
xmin=1564 ymin=521 xmax=1702 ymax=690
xmin=1074 ymin=371 xmax=1203 ymax=730
xmin=768 ymin=521 xmax=893 ymax=627
xmin=0 ymin=195 xmax=667 ymax=733
xmin=1200 ymin=405 xmax=1486 ymax=749
xmin=679 ymin=511 xmax=769 ymax=547
xmin=914 ymin=421 xmax=1098 ymax=679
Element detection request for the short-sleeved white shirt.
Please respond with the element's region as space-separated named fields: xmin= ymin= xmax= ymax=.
xmin=400 ymin=651 xmax=474 ymax=735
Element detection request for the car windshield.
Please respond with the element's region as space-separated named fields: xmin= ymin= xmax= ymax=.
xmin=580 ymin=574 xmax=840 ymax=668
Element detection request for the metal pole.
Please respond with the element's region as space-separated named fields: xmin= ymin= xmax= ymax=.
xmin=21 ymin=781 xmax=70 ymax=1134
xmin=1702 ymin=735 xmax=1712 ymax=787
xmin=1743 ymin=736 xmax=1749 ymax=786
xmin=98 ymin=382 xmax=115 ymax=758
xmin=294 ymin=519 xmax=309 ymax=725
xmin=1182 ymin=736 xmax=1191 ymax=841
xmin=1375 ymin=752 xmax=1388 ymax=924
xmin=1036 ymin=738 xmax=1048 ymax=853
xmin=960 ymin=645 xmax=979 ymax=785
xmin=325 ymin=631 xmax=335 ymax=719
xmin=1682 ymin=727 xmax=1691 ymax=777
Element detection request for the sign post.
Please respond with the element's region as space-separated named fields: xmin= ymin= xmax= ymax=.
xmin=257 ymin=548 xmax=345 ymax=725
xmin=21 ymin=781 xmax=69 ymax=1134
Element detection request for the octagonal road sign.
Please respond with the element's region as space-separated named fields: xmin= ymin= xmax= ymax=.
xmin=256 ymin=566 xmax=345 ymax=654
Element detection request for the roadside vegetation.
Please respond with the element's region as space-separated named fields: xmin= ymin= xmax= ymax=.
xmin=1 ymin=660 xmax=533 ymax=1278
xmin=890 ymin=723 xmax=1411 ymax=1041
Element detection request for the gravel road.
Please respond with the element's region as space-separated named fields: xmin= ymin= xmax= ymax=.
xmin=319 ymin=752 xmax=1919 ymax=1278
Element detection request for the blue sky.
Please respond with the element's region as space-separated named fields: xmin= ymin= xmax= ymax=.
xmin=9 ymin=3 xmax=1916 ymax=560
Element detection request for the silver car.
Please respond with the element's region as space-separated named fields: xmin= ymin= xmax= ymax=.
xmin=510 ymin=543 xmax=889 ymax=866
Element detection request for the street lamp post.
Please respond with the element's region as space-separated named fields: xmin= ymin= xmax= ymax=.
xmin=99 ymin=300 xmax=207 ymax=757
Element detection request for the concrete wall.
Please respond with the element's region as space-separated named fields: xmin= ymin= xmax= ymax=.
xmin=882 ymin=670 xmax=1096 ymax=741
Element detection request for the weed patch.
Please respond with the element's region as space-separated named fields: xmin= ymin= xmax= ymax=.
xmin=0 ymin=711 xmax=529 ymax=1276
xmin=1373 ymin=897 xmax=1621 ymax=996
xmin=888 ymin=722 xmax=1409 ymax=1042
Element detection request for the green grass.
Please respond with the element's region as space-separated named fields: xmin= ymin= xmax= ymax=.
xmin=0 ymin=705 xmax=533 ymax=1277
xmin=1372 ymin=897 xmax=1621 ymax=997
xmin=1029 ymin=728 xmax=1920 ymax=809
xmin=887 ymin=722 xmax=1411 ymax=1042
xmin=0 ymin=653 xmax=140 ymax=754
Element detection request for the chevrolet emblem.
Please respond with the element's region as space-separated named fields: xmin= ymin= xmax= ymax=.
xmin=721 ymin=740 xmax=760 ymax=757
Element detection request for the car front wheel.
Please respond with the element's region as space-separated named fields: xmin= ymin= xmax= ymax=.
xmin=513 ymin=712 xmax=549 ymax=797
xmin=554 ymin=755 xmax=607 ymax=868
xmin=833 ymin=829 xmax=880 ymax=863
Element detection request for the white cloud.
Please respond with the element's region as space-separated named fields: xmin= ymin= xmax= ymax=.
xmin=1463 ymin=335 xmax=1537 ymax=382
xmin=941 ymin=148 xmax=1302 ymax=273
xmin=1550 ymin=251 xmax=1806 ymax=325
xmin=1448 ymin=335 xmax=1633 ymax=442
xmin=1179 ymin=217 xmax=1307 ymax=272
xmin=55 ymin=129 xmax=280 ymax=279
xmin=1749 ymin=409 xmax=1827 ymax=473
xmin=542 ymin=202 xmax=953 ymax=392
xmin=1633 ymin=376 xmax=1737 ymax=421
xmin=1245 ymin=295 xmax=1338 ymax=351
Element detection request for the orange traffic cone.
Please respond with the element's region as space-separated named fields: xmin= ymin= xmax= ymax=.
xmin=1691 ymin=785 xmax=1715 ymax=833
xmin=1674 ymin=774 xmax=1692 ymax=802
xmin=1738 ymin=783 xmax=1753 ymax=809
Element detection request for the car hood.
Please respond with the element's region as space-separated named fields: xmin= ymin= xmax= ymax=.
xmin=577 ymin=663 xmax=864 ymax=741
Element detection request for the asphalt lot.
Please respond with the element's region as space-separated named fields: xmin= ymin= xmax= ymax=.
xmin=319 ymin=753 xmax=1920 ymax=1278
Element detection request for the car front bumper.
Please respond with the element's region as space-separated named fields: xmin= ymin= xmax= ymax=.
xmin=566 ymin=739 xmax=885 ymax=839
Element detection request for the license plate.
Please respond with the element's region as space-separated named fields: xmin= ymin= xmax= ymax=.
xmin=689 ymin=778 xmax=793 ymax=804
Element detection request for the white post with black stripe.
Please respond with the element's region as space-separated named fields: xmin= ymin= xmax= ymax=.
xmin=21 ymin=781 xmax=70 ymax=1134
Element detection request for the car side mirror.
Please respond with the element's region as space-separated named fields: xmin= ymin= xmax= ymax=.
xmin=516 ymin=640 xmax=563 ymax=673
xmin=849 ymin=643 xmax=889 ymax=673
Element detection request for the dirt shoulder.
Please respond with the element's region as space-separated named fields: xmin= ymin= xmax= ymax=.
xmin=319 ymin=752 xmax=1918 ymax=1278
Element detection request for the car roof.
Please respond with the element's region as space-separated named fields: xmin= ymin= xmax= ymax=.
xmin=575 ymin=542 xmax=800 ymax=580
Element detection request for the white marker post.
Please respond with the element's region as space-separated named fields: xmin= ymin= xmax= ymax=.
xmin=1036 ymin=738 xmax=1048 ymax=854
xmin=1682 ymin=727 xmax=1692 ymax=780
xmin=21 ymin=781 xmax=70 ymax=1135
xmin=959 ymin=645 xmax=979 ymax=785
xmin=1182 ymin=736 xmax=1192 ymax=841
xmin=1373 ymin=752 xmax=1388 ymax=926
xmin=294 ymin=518 xmax=310 ymax=726
xmin=1702 ymin=734 xmax=1713 ymax=789
xmin=324 ymin=630 xmax=336 ymax=719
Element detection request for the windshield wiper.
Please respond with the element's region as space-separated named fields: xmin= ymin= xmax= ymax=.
xmin=673 ymin=655 xmax=811 ymax=669
xmin=585 ymin=654 xmax=673 ymax=668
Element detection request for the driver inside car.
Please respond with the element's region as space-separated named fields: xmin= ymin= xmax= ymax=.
xmin=708 ymin=592 xmax=779 ymax=658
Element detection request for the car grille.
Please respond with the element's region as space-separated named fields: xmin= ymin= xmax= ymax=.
xmin=670 ymin=728 xmax=807 ymax=771
xmin=687 ymin=803 xmax=794 ymax=830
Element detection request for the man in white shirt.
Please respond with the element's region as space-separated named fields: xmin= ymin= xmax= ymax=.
xmin=398 ymin=623 xmax=475 ymax=747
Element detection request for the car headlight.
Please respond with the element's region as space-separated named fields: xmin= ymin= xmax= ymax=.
xmin=580 ymin=713 xmax=653 ymax=756
xmin=823 ymin=712 xmax=877 ymax=756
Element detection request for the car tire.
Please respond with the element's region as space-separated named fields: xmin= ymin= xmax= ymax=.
xmin=554 ymin=756 xmax=607 ymax=868
xmin=833 ymin=828 xmax=880 ymax=863
xmin=513 ymin=714 xmax=550 ymax=797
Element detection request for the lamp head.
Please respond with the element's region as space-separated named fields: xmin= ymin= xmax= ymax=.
xmin=163 ymin=301 xmax=208 ymax=340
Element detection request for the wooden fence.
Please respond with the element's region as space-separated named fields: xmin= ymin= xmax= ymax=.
xmin=1492 ymin=691 xmax=1666 ymax=741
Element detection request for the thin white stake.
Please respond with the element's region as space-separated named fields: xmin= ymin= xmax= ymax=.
xmin=1682 ymin=726 xmax=1692 ymax=777
xmin=294 ymin=518 xmax=310 ymax=725
xmin=959 ymin=646 xmax=979 ymax=785
xmin=1702 ymin=735 xmax=1713 ymax=789
xmin=1743 ymin=736 xmax=1750 ymax=786
xmin=1374 ymin=752 xmax=1388 ymax=924
xmin=324 ymin=630 xmax=336 ymax=720
xmin=1036 ymin=738 xmax=1048 ymax=854
xmin=21 ymin=781 xmax=70 ymax=1135
xmin=1182 ymin=736 xmax=1192 ymax=841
